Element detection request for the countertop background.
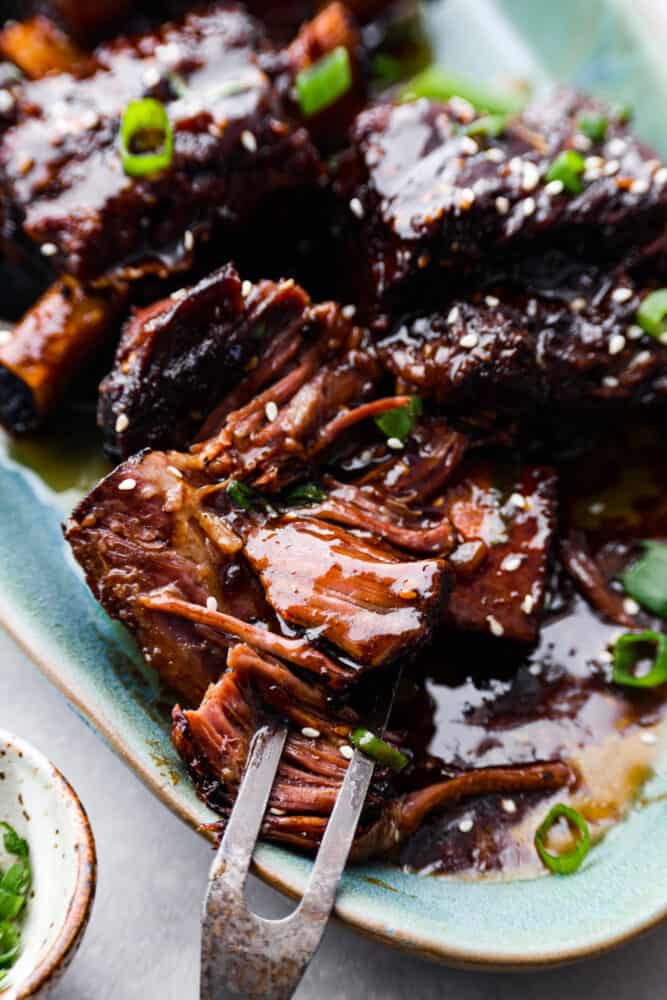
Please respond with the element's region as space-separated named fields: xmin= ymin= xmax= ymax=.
xmin=3 ymin=626 xmax=667 ymax=998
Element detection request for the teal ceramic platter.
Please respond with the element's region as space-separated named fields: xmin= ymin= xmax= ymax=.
xmin=2 ymin=0 xmax=667 ymax=969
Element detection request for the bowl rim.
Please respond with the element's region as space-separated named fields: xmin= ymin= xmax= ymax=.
xmin=0 ymin=729 xmax=97 ymax=999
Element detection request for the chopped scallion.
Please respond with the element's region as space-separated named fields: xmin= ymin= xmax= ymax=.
xmin=226 ymin=479 xmax=261 ymax=511
xmin=0 ymin=823 xmax=31 ymax=982
xmin=284 ymin=482 xmax=327 ymax=505
xmin=545 ymin=150 xmax=586 ymax=194
xmin=296 ymin=46 xmax=352 ymax=118
xmin=637 ymin=289 xmax=667 ymax=341
xmin=119 ymin=98 xmax=173 ymax=177
xmin=612 ymin=630 xmax=667 ymax=688
xmin=620 ymin=541 xmax=667 ymax=617
xmin=577 ymin=113 xmax=608 ymax=142
xmin=350 ymin=728 xmax=409 ymax=772
xmin=400 ymin=66 xmax=524 ymax=115
xmin=375 ymin=396 xmax=422 ymax=442
xmin=464 ymin=113 xmax=509 ymax=138
xmin=534 ymin=803 xmax=591 ymax=875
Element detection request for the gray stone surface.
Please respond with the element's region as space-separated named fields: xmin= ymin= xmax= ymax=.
xmin=2 ymin=624 xmax=666 ymax=999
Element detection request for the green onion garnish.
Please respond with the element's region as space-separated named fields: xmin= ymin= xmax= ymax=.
xmin=534 ymin=804 xmax=591 ymax=875
xmin=119 ymin=98 xmax=174 ymax=178
xmin=614 ymin=102 xmax=633 ymax=124
xmin=284 ymin=482 xmax=327 ymax=505
xmin=464 ymin=113 xmax=510 ymax=138
xmin=637 ymin=289 xmax=667 ymax=342
xmin=400 ymin=66 xmax=524 ymax=115
xmin=577 ymin=113 xmax=608 ymax=143
xmin=350 ymin=728 xmax=409 ymax=772
xmin=545 ymin=150 xmax=586 ymax=194
xmin=375 ymin=396 xmax=422 ymax=443
xmin=226 ymin=480 xmax=261 ymax=511
xmin=0 ymin=823 xmax=31 ymax=983
xmin=612 ymin=630 xmax=667 ymax=688
xmin=620 ymin=541 xmax=667 ymax=617
xmin=296 ymin=46 xmax=352 ymax=118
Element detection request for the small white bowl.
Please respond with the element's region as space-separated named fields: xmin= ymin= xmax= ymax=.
xmin=0 ymin=730 xmax=96 ymax=999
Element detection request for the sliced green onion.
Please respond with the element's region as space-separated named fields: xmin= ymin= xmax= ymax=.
xmin=577 ymin=113 xmax=608 ymax=143
xmin=372 ymin=54 xmax=405 ymax=85
xmin=1 ymin=824 xmax=28 ymax=860
xmin=534 ymin=803 xmax=591 ymax=875
xmin=614 ymin=102 xmax=633 ymax=123
xmin=400 ymin=66 xmax=524 ymax=115
xmin=226 ymin=480 xmax=262 ymax=511
xmin=612 ymin=630 xmax=667 ymax=688
xmin=296 ymin=46 xmax=352 ymax=118
xmin=0 ymin=921 xmax=20 ymax=969
xmin=637 ymin=290 xmax=667 ymax=342
xmin=350 ymin=728 xmax=408 ymax=772
xmin=545 ymin=150 xmax=586 ymax=194
xmin=620 ymin=541 xmax=667 ymax=617
xmin=284 ymin=482 xmax=326 ymax=505
xmin=1 ymin=863 xmax=29 ymax=898
xmin=375 ymin=396 xmax=422 ymax=443
xmin=119 ymin=98 xmax=173 ymax=177
xmin=464 ymin=113 xmax=510 ymax=138
xmin=0 ymin=890 xmax=23 ymax=922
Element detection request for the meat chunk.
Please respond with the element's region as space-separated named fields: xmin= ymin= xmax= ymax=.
xmin=98 ymin=266 xmax=311 ymax=458
xmin=335 ymin=90 xmax=667 ymax=310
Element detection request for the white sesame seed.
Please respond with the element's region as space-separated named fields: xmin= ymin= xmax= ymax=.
xmin=486 ymin=147 xmax=505 ymax=163
xmin=521 ymin=161 xmax=540 ymax=192
xmin=485 ymin=295 xmax=500 ymax=307
xmin=339 ymin=744 xmax=354 ymax=760
xmin=598 ymin=650 xmax=612 ymax=664
xmin=0 ymin=91 xmax=14 ymax=114
xmin=449 ymin=96 xmax=475 ymax=121
xmin=0 ymin=328 xmax=11 ymax=346
xmin=458 ymin=818 xmax=474 ymax=833
xmin=589 ymin=501 xmax=605 ymax=515
xmin=522 ymin=594 xmax=536 ymax=615
xmin=460 ymin=332 xmax=479 ymax=349
xmin=349 ymin=197 xmax=364 ymax=219
xmin=459 ymin=136 xmax=478 ymax=156
xmin=487 ymin=615 xmax=505 ymax=637
xmin=585 ymin=156 xmax=604 ymax=170
xmin=608 ymin=333 xmax=626 ymax=355
xmin=584 ymin=165 xmax=602 ymax=181
xmin=654 ymin=167 xmax=667 ymax=187
xmin=569 ymin=297 xmax=587 ymax=313
xmin=602 ymin=375 xmax=619 ymax=388
xmin=265 ymin=401 xmax=278 ymax=422
xmin=447 ymin=305 xmax=460 ymax=325
xmin=495 ymin=195 xmax=510 ymax=215
xmin=623 ymin=597 xmax=640 ymax=616
xmin=501 ymin=554 xmax=523 ymax=572
xmin=522 ymin=196 xmax=536 ymax=217
xmin=630 ymin=350 xmax=652 ymax=367
xmin=301 ymin=727 xmax=321 ymax=739
xmin=501 ymin=798 xmax=517 ymax=814
xmin=387 ymin=437 xmax=404 ymax=450
xmin=206 ymin=596 xmax=218 ymax=612
xmin=545 ymin=179 xmax=564 ymax=196
xmin=607 ymin=137 xmax=627 ymax=157
xmin=509 ymin=492 xmax=527 ymax=509
xmin=241 ymin=279 xmax=252 ymax=297
xmin=342 ymin=304 xmax=356 ymax=319
xmin=241 ymin=129 xmax=257 ymax=152
xmin=270 ymin=807 xmax=286 ymax=816
xmin=660 ymin=332 xmax=667 ymax=346
xmin=184 ymin=229 xmax=194 ymax=251
xmin=573 ymin=133 xmax=592 ymax=151
xmin=170 ymin=287 xmax=187 ymax=301
xmin=118 ymin=478 xmax=136 ymax=491
xmin=115 ymin=413 xmax=129 ymax=433
xmin=640 ymin=732 xmax=657 ymax=746
xmin=612 ymin=286 xmax=633 ymax=304
xmin=142 ymin=65 xmax=161 ymax=88
xmin=603 ymin=159 xmax=620 ymax=176
xmin=627 ymin=324 xmax=644 ymax=340
xmin=630 ymin=178 xmax=650 ymax=195
xmin=40 ymin=242 xmax=58 ymax=257
xmin=167 ymin=465 xmax=183 ymax=478
xmin=459 ymin=187 xmax=476 ymax=209
xmin=528 ymin=662 xmax=541 ymax=676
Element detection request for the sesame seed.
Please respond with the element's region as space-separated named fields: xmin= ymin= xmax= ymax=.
xmin=115 ymin=413 xmax=129 ymax=433
xmin=573 ymin=133 xmax=592 ymax=151
xmin=509 ymin=492 xmax=527 ymax=509
xmin=654 ymin=167 xmax=667 ymax=187
xmin=602 ymin=375 xmax=619 ymax=388
xmin=598 ymin=650 xmax=612 ymax=664
xmin=521 ymin=161 xmax=540 ymax=192
xmin=167 ymin=465 xmax=183 ymax=478
xmin=611 ymin=286 xmax=633 ymax=303
xmin=142 ymin=66 xmax=161 ymax=88
xmin=118 ymin=478 xmax=136 ymax=491
xmin=387 ymin=437 xmax=404 ymax=450
xmin=241 ymin=129 xmax=257 ymax=152
xmin=301 ymin=727 xmax=321 ymax=739
xmin=339 ymin=744 xmax=354 ymax=760
xmin=589 ymin=501 xmax=605 ymax=515
xmin=607 ymin=138 xmax=627 ymax=157
xmin=487 ymin=615 xmax=504 ymax=637
xmin=349 ymin=197 xmax=364 ymax=219
xmin=495 ymin=196 xmax=510 ymax=215
xmin=630 ymin=350 xmax=652 ymax=367
xmin=270 ymin=807 xmax=286 ymax=816
xmin=170 ymin=287 xmax=187 ymax=301
xmin=627 ymin=324 xmax=644 ymax=340
xmin=0 ymin=329 xmax=11 ymax=346
xmin=585 ymin=156 xmax=604 ymax=170
xmin=184 ymin=229 xmax=194 ymax=251
xmin=458 ymin=818 xmax=474 ymax=833
xmin=486 ymin=147 xmax=505 ymax=163
xmin=501 ymin=554 xmax=523 ymax=572
xmin=660 ymin=332 xmax=667 ymax=345
xmin=522 ymin=594 xmax=535 ymax=615
xmin=459 ymin=136 xmax=478 ymax=156
xmin=603 ymin=159 xmax=620 ymax=176
xmin=447 ymin=306 xmax=460 ymax=325
xmin=485 ymin=295 xmax=500 ymax=307
xmin=528 ymin=662 xmax=541 ymax=676
xmin=545 ymin=179 xmax=564 ymax=196
xmin=460 ymin=332 xmax=479 ymax=349
xmin=630 ymin=178 xmax=649 ymax=195
xmin=265 ymin=401 xmax=278 ymax=422
xmin=206 ymin=596 xmax=218 ymax=612
xmin=501 ymin=798 xmax=517 ymax=814
xmin=241 ymin=279 xmax=252 ymax=297
xmin=40 ymin=242 xmax=58 ymax=257
xmin=623 ymin=597 xmax=640 ymax=616
xmin=640 ymin=732 xmax=657 ymax=746
xmin=459 ymin=187 xmax=475 ymax=209
xmin=522 ymin=196 xmax=536 ymax=217
xmin=0 ymin=91 xmax=14 ymax=114
xmin=449 ymin=96 xmax=475 ymax=121
xmin=584 ymin=165 xmax=602 ymax=181
xmin=608 ymin=333 xmax=626 ymax=355
xmin=569 ymin=297 xmax=587 ymax=313
xmin=342 ymin=304 xmax=356 ymax=319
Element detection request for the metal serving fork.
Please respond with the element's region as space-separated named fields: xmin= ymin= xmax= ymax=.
xmin=200 ymin=668 xmax=401 ymax=999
